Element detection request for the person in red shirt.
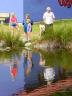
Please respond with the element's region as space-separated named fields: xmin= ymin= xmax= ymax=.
xmin=9 ymin=12 xmax=19 ymax=32
xmin=10 ymin=60 xmax=18 ymax=81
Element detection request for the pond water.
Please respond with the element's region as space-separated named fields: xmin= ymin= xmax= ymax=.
xmin=0 ymin=49 xmax=72 ymax=96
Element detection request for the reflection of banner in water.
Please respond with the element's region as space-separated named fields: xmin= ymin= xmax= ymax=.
xmin=58 ymin=0 xmax=72 ymax=8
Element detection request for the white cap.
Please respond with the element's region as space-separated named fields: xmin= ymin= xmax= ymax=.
xmin=46 ymin=7 xmax=51 ymax=11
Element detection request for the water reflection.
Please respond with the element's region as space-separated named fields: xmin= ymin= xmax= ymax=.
xmin=44 ymin=67 xmax=55 ymax=85
xmin=0 ymin=49 xmax=72 ymax=96
xmin=39 ymin=52 xmax=66 ymax=85
xmin=10 ymin=54 xmax=19 ymax=81
xmin=24 ymin=50 xmax=33 ymax=76
xmin=39 ymin=53 xmax=45 ymax=66
xmin=23 ymin=50 xmax=44 ymax=91
xmin=40 ymin=66 xmax=65 ymax=85
xmin=23 ymin=50 xmax=66 ymax=90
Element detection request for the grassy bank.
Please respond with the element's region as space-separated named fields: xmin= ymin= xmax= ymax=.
xmin=32 ymin=19 xmax=72 ymax=48
xmin=0 ymin=19 xmax=72 ymax=49
xmin=0 ymin=24 xmax=24 ymax=49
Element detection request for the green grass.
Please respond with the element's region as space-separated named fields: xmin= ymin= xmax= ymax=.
xmin=53 ymin=20 xmax=72 ymax=45
xmin=0 ymin=19 xmax=72 ymax=48
xmin=32 ymin=19 xmax=72 ymax=47
xmin=52 ymin=90 xmax=72 ymax=96
xmin=31 ymin=23 xmax=40 ymax=41
xmin=0 ymin=24 xmax=24 ymax=48
xmin=39 ymin=49 xmax=72 ymax=70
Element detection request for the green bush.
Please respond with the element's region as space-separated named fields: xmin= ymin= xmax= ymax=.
xmin=0 ymin=31 xmax=24 ymax=48
xmin=54 ymin=23 xmax=72 ymax=46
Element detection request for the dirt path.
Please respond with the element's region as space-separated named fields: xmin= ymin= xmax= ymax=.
xmin=14 ymin=77 xmax=72 ymax=96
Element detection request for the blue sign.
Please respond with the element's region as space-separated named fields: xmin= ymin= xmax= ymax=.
xmin=0 ymin=0 xmax=72 ymax=22
xmin=24 ymin=0 xmax=72 ymax=21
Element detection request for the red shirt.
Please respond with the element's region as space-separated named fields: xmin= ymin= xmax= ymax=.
xmin=10 ymin=16 xmax=17 ymax=23
xmin=11 ymin=67 xmax=18 ymax=78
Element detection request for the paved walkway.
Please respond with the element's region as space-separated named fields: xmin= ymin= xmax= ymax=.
xmin=14 ymin=77 xmax=72 ymax=96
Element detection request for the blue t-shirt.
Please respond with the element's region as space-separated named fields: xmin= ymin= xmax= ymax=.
xmin=24 ymin=22 xmax=27 ymax=32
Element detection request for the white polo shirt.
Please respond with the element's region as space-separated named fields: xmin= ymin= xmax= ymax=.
xmin=43 ymin=11 xmax=55 ymax=25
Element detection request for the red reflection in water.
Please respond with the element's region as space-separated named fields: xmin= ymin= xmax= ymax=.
xmin=10 ymin=60 xmax=18 ymax=80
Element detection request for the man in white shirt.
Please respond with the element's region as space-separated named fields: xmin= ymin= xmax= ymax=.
xmin=43 ymin=6 xmax=55 ymax=40
xmin=43 ymin=6 xmax=55 ymax=25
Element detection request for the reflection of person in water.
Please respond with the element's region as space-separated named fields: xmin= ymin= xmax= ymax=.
xmin=24 ymin=51 xmax=33 ymax=76
xmin=23 ymin=51 xmax=47 ymax=91
xmin=39 ymin=53 xmax=66 ymax=85
xmin=39 ymin=53 xmax=55 ymax=85
xmin=10 ymin=55 xmax=18 ymax=80
xmin=44 ymin=67 xmax=55 ymax=85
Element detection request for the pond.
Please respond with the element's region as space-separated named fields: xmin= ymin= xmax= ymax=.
xmin=0 ymin=49 xmax=72 ymax=96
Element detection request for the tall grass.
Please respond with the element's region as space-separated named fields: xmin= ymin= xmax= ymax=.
xmin=34 ymin=19 xmax=72 ymax=47
xmin=3 ymin=32 xmax=23 ymax=48
xmin=54 ymin=20 xmax=72 ymax=46
xmin=0 ymin=24 xmax=24 ymax=48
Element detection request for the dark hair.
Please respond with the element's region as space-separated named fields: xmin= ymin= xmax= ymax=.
xmin=31 ymin=19 xmax=33 ymax=25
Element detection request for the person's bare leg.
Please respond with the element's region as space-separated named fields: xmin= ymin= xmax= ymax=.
xmin=25 ymin=33 xmax=28 ymax=42
xmin=10 ymin=26 xmax=13 ymax=33
xmin=10 ymin=26 xmax=14 ymax=36
xmin=16 ymin=26 xmax=20 ymax=32
xmin=27 ymin=32 xmax=30 ymax=42
xmin=29 ymin=32 xmax=31 ymax=41
xmin=28 ymin=32 xmax=31 ymax=41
